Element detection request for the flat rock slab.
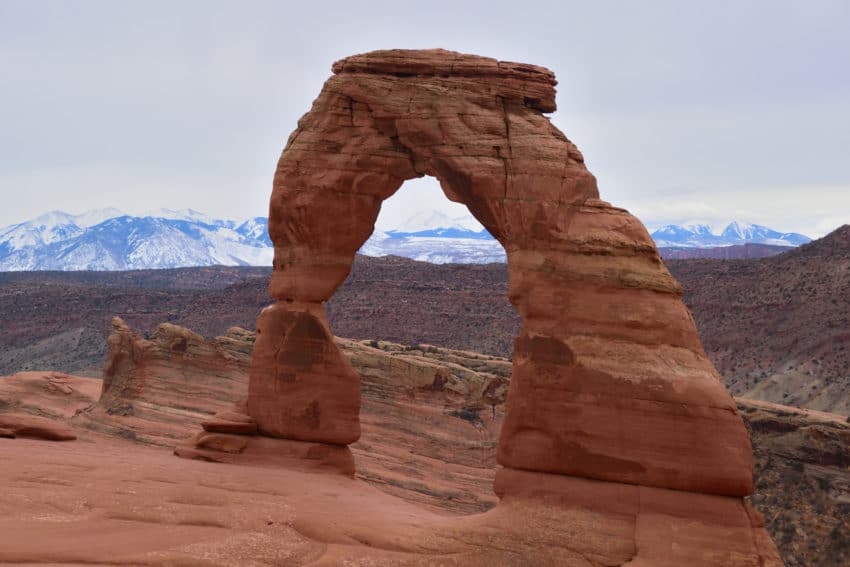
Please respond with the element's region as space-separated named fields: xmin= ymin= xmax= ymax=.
xmin=0 ymin=413 xmax=76 ymax=441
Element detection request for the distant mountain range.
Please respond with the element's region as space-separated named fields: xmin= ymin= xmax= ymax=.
xmin=650 ymin=221 xmax=811 ymax=248
xmin=363 ymin=211 xmax=504 ymax=264
xmin=0 ymin=209 xmax=272 ymax=271
xmin=0 ymin=208 xmax=813 ymax=270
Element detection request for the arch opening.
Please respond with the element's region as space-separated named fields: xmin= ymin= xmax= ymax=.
xmin=327 ymin=178 xmax=515 ymax=356
xmin=320 ymin=178 xmax=517 ymax=512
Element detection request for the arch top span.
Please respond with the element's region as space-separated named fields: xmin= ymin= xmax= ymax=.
xmin=249 ymin=49 xmax=756 ymax=499
xmin=268 ymin=48 xmax=604 ymax=303
xmin=331 ymin=48 xmax=559 ymax=113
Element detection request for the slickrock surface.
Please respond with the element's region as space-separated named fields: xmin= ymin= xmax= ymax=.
xmin=6 ymin=324 xmax=847 ymax=563
xmin=0 ymin=412 xmax=76 ymax=441
xmin=0 ymin=371 xmax=97 ymax=441
xmin=253 ymin=48 xmax=756 ymax=502
xmin=0 ymin=437 xmax=782 ymax=566
xmin=0 ymin=370 xmax=100 ymax=417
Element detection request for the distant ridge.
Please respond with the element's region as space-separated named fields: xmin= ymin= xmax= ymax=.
xmin=658 ymin=243 xmax=791 ymax=260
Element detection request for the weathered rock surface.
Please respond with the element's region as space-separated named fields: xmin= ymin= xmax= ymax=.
xmin=0 ymin=371 xmax=98 ymax=441
xmin=96 ymin=319 xmax=506 ymax=512
xmin=740 ymin=398 xmax=850 ymax=566
xmin=7 ymin=323 xmax=846 ymax=563
xmin=249 ymin=302 xmax=361 ymax=444
xmin=201 ymin=408 xmax=258 ymax=435
xmin=75 ymin=317 xmax=252 ymax=444
xmin=494 ymin=468 xmax=782 ymax=566
xmin=254 ymin=48 xmax=755 ymax=500
xmin=0 ymin=413 xmax=76 ymax=441
xmin=0 ymin=436 xmax=782 ymax=566
xmin=0 ymin=370 xmax=100 ymax=417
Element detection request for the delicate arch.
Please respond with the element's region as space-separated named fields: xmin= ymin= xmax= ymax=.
xmin=248 ymin=49 xmax=754 ymax=497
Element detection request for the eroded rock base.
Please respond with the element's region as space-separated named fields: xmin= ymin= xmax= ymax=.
xmin=175 ymin=406 xmax=355 ymax=477
xmin=495 ymin=468 xmax=782 ymax=566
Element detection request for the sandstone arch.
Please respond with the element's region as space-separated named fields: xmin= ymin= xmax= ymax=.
xmin=248 ymin=49 xmax=754 ymax=497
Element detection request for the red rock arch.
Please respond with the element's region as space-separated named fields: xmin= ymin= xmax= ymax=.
xmin=248 ymin=49 xmax=754 ymax=497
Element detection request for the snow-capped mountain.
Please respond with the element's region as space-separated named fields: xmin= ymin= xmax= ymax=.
xmin=377 ymin=210 xmax=484 ymax=233
xmin=651 ymin=221 xmax=811 ymax=248
xmin=0 ymin=209 xmax=813 ymax=271
xmin=0 ymin=208 xmax=505 ymax=270
xmin=364 ymin=211 xmax=504 ymax=263
xmin=0 ymin=209 xmax=273 ymax=271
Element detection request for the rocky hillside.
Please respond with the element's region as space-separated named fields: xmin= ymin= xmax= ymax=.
xmin=739 ymin=399 xmax=850 ymax=566
xmin=0 ymin=256 xmax=516 ymax=375
xmin=668 ymin=225 xmax=850 ymax=414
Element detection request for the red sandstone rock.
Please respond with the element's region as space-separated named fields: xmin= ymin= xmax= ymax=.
xmin=0 ymin=413 xmax=76 ymax=441
xmin=201 ymin=409 xmax=258 ymax=435
xmin=79 ymin=317 xmax=254 ymax=445
xmin=0 ymin=371 xmax=100 ymax=419
xmin=493 ymin=468 xmax=782 ymax=566
xmin=248 ymin=302 xmax=360 ymax=444
xmin=1 ymin=434 xmax=790 ymax=566
xmin=175 ymin=433 xmax=356 ymax=476
xmin=2 ymin=316 xmax=790 ymax=562
xmin=192 ymin=432 xmax=249 ymax=454
xmin=253 ymin=48 xmax=754 ymax=497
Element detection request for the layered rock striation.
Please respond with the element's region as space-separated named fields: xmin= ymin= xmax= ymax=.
xmin=79 ymin=317 xmax=253 ymax=444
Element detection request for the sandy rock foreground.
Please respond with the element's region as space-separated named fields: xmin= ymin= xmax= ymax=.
xmin=0 ymin=323 xmax=781 ymax=565
xmin=1 ymin=435 xmax=777 ymax=566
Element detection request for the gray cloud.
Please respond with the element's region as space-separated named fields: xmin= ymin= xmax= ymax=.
xmin=1 ymin=0 xmax=848 ymax=236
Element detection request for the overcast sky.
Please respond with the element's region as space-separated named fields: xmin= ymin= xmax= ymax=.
xmin=1 ymin=0 xmax=848 ymax=236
